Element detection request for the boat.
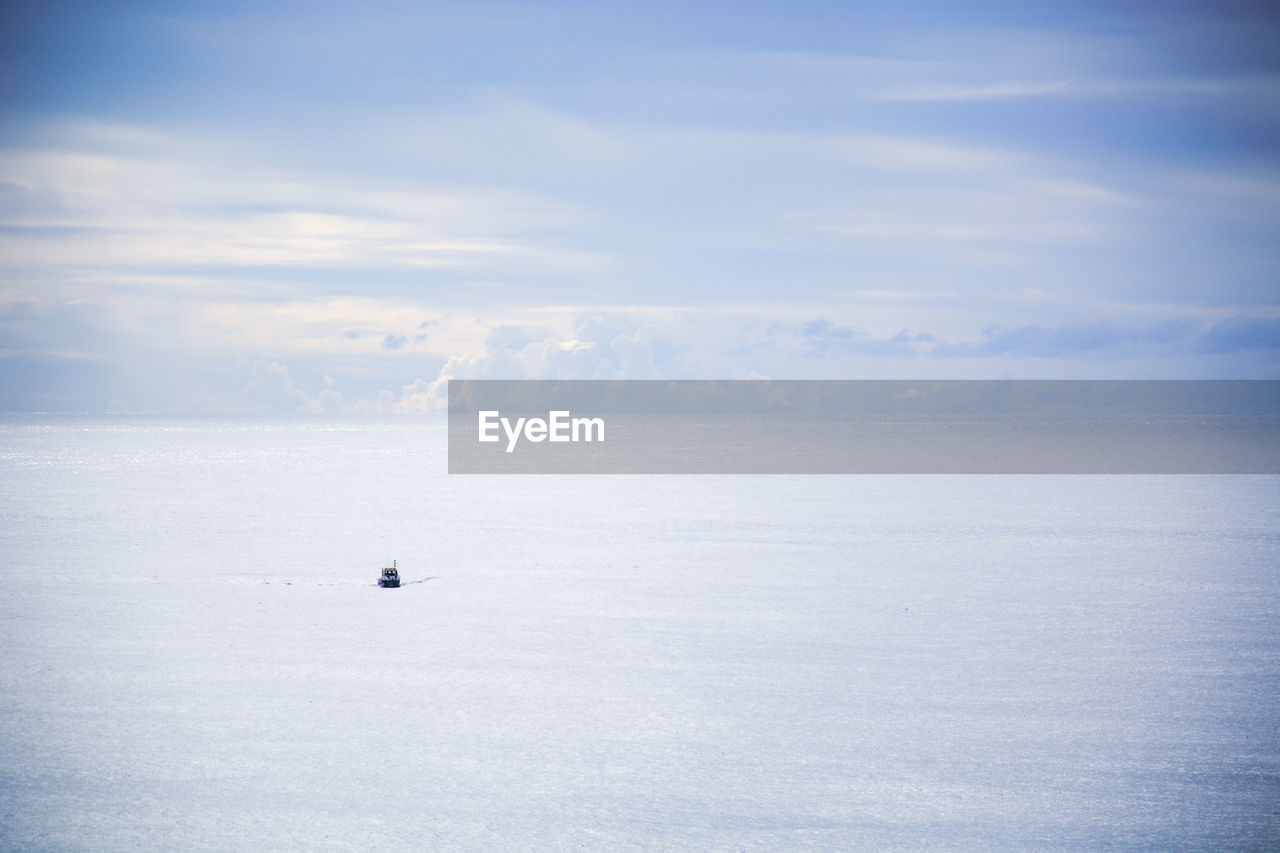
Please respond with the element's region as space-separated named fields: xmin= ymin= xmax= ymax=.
xmin=378 ymin=560 xmax=401 ymax=588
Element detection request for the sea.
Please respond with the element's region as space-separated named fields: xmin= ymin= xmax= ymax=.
xmin=1 ymin=415 xmax=1278 ymax=851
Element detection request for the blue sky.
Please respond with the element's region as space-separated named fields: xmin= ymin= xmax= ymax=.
xmin=1 ymin=0 xmax=1278 ymax=412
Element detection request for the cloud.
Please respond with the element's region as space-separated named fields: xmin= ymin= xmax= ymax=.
xmin=733 ymin=313 xmax=1280 ymax=370
xmin=374 ymin=312 xmax=687 ymax=412
xmin=3 ymin=1 xmax=1279 ymax=413
xmin=875 ymin=78 xmax=1238 ymax=103
xmin=0 ymin=353 xmax=114 ymax=412
xmin=1198 ymin=315 xmax=1280 ymax=354
xmin=800 ymin=173 xmax=1136 ymax=263
xmin=0 ymin=123 xmax=602 ymax=291
xmin=177 ymin=299 xmax=487 ymax=360
xmin=786 ymin=319 xmax=937 ymax=358
xmin=933 ymin=320 xmax=1196 ymax=358
xmin=240 ymin=360 xmax=340 ymax=414
xmin=282 ymin=309 xmax=1280 ymax=416
xmin=8 ymin=300 xmax=1278 ymax=413
xmin=484 ymin=324 xmax=559 ymax=352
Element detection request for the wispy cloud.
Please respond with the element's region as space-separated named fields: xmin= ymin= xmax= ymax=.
xmin=1198 ymin=315 xmax=1280 ymax=355
xmin=0 ymin=124 xmax=601 ymax=286
xmin=876 ymin=77 xmax=1244 ymax=103
xmin=2 ymin=2 xmax=1278 ymax=411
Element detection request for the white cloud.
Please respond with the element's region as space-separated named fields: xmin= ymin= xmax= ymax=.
xmin=240 ymin=360 xmax=340 ymax=414
xmin=0 ymin=124 xmax=603 ymax=284
xmin=3 ymin=6 xmax=1278 ymax=416
xmin=372 ymin=311 xmax=687 ymax=412
xmin=187 ymin=299 xmax=489 ymax=358
xmin=875 ymin=77 xmax=1239 ymax=103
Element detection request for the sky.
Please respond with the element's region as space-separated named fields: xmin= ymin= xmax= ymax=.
xmin=1 ymin=0 xmax=1278 ymax=413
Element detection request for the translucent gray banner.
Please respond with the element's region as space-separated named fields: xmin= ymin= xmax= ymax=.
xmin=447 ymin=380 xmax=1280 ymax=474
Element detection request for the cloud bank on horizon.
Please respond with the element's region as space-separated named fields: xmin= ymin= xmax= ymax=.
xmin=1 ymin=0 xmax=1277 ymax=413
